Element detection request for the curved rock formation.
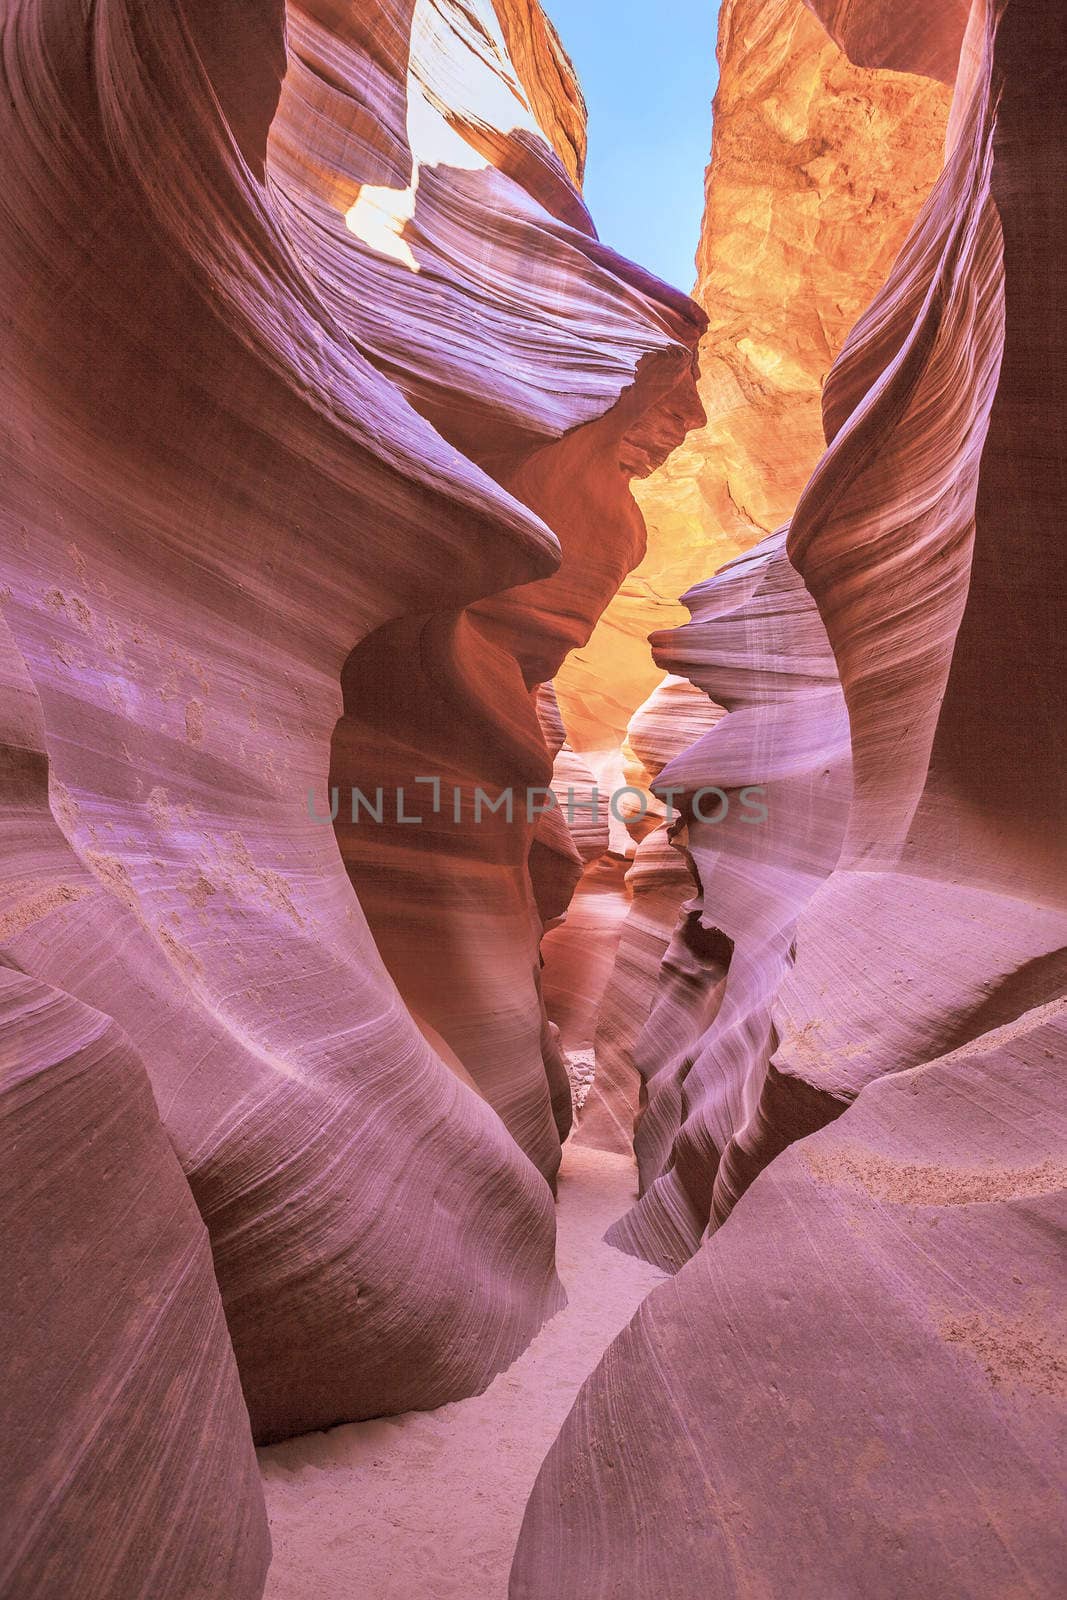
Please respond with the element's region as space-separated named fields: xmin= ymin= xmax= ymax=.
xmin=279 ymin=0 xmax=704 ymax=1179
xmin=513 ymin=0 xmax=1067 ymax=1591
xmin=0 ymin=966 xmax=271 ymax=1600
xmin=574 ymin=0 xmax=954 ymax=1202
xmin=586 ymin=0 xmax=1067 ymax=1259
xmin=513 ymin=1002 xmax=1067 ymax=1599
xmin=767 ymin=0 xmax=1067 ymax=1201
xmin=0 ymin=0 xmax=700 ymax=1472
xmin=491 ymin=0 xmax=588 ymax=186
xmin=574 ymin=676 xmax=725 ymax=1158
xmin=5 ymin=0 xmax=1063 ymax=1592
xmin=554 ymin=0 xmax=952 ymax=758
xmin=605 ymin=531 xmax=854 ymax=1266
xmin=556 ymin=0 xmax=955 ymax=1189
xmin=2 ymin=612 xmax=269 ymax=1595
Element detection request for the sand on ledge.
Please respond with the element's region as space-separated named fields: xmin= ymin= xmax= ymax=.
xmin=258 ymin=1144 xmax=666 ymax=1598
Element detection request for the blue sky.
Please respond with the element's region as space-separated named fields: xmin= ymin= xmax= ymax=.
xmin=544 ymin=0 xmax=721 ymax=293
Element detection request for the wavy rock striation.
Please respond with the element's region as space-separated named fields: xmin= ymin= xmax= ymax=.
xmin=0 ymin=0 xmax=700 ymax=1502
xmin=0 ymin=968 xmax=271 ymax=1600
xmin=554 ymin=0 xmax=952 ymax=758
xmin=559 ymin=0 xmax=954 ymax=1197
xmin=4 ymin=0 xmax=1062 ymax=1592
xmin=585 ymin=0 xmax=1067 ymax=1265
xmin=1 ymin=611 xmax=269 ymax=1595
xmin=305 ymin=0 xmax=704 ymax=1179
xmin=513 ymin=0 xmax=1067 ymax=1591
xmin=514 ymin=1001 xmax=1067 ymax=1598
xmin=574 ymin=0 xmax=953 ymax=1194
xmin=573 ymin=676 xmax=725 ymax=1159
xmin=604 ymin=530 xmax=855 ymax=1265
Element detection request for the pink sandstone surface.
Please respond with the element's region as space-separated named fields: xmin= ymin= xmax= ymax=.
xmin=557 ymin=0 xmax=958 ymax=1197
xmin=514 ymin=1003 xmax=1067 ymax=1598
xmin=512 ymin=0 xmax=1067 ymax=1594
xmin=0 ymin=0 xmax=699 ymax=1581
xmin=1 ymin=0 xmax=1064 ymax=1595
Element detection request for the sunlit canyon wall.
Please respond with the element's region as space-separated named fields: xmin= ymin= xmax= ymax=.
xmin=547 ymin=0 xmax=957 ymax=1152
xmin=516 ymin=0 xmax=1067 ymax=1593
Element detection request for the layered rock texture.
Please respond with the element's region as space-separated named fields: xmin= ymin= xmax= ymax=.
xmin=515 ymin=1004 xmax=1067 ymax=1599
xmin=552 ymin=0 xmax=958 ymax=1186
xmin=0 ymin=966 xmax=270 ymax=1600
xmin=3 ymin=0 xmax=1064 ymax=1595
xmin=570 ymin=0 xmax=956 ymax=1174
xmin=0 ymin=0 xmax=699 ymax=1589
xmin=554 ymin=0 xmax=953 ymax=755
xmin=515 ymin=0 xmax=1067 ymax=1593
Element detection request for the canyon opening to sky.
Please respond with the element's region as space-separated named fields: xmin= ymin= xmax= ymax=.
xmin=1 ymin=2 xmax=1064 ymax=1599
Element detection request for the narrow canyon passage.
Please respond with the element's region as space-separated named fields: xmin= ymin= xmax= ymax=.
xmin=259 ymin=1145 xmax=665 ymax=1600
xmin=2 ymin=0 xmax=1064 ymax=1597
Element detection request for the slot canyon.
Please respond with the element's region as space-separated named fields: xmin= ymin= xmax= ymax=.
xmin=0 ymin=0 xmax=1064 ymax=1596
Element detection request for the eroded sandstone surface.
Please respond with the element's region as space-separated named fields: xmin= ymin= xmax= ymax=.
xmin=0 ymin=0 xmax=698 ymax=1589
xmin=554 ymin=0 xmax=953 ymax=754
xmin=1 ymin=0 xmax=1063 ymax=1595
xmin=514 ymin=0 xmax=1067 ymax=1593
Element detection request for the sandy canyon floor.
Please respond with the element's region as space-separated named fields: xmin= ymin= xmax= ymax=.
xmin=259 ymin=1145 xmax=664 ymax=1599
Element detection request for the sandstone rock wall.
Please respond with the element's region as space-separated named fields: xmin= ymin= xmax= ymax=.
xmin=0 ymin=0 xmax=701 ymax=1582
xmin=515 ymin=1002 xmax=1067 ymax=1598
xmin=583 ymin=0 xmax=1067 ymax=1263
xmin=574 ymin=0 xmax=953 ymax=1181
xmin=0 ymin=955 xmax=269 ymax=1600
xmin=513 ymin=1 xmax=1067 ymax=1591
xmin=554 ymin=0 xmax=952 ymax=757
